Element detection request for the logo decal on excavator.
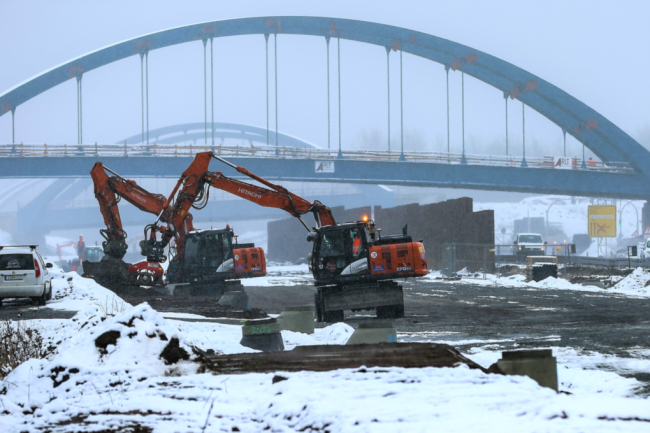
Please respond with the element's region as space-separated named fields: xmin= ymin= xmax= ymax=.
xmin=236 ymin=265 xmax=245 ymax=271
xmin=238 ymin=188 xmax=262 ymax=199
xmin=131 ymin=193 xmax=147 ymax=203
xmin=397 ymin=266 xmax=412 ymax=271
xmin=373 ymin=265 xmax=385 ymax=271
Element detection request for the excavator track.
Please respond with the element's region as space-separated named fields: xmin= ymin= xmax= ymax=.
xmin=315 ymin=280 xmax=405 ymax=323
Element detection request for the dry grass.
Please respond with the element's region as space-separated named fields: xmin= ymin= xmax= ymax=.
xmin=0 ymin=320 xmax=46 ymax=379
xmin=94 ymin=296 xmax=127 ymax=319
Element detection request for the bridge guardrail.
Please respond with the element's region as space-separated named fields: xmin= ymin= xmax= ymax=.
xmin=0 ymin=143 xmax=633 ymax=173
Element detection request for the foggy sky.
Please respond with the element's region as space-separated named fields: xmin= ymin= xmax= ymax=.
xmin=1 ymin=0 xmax=648 ymax=160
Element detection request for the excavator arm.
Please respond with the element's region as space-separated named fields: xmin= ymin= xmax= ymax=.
xmin=91 ymin=162 xmax=172 ymax=258
xmin=140 ymin=152 xmax=213 ymax=261
xmin=206 ymin=156 xmax=337 ymax=229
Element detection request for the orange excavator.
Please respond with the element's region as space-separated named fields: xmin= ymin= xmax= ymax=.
xmin=137 ymin=151 xmax=266 ymax=295
xmin=85 ymin=157 xmax=266 ymax=295
xmin=203 ymin=155 xmax=429 ymax=321
xmin=83 ymin=162 xmax=174 ymax=289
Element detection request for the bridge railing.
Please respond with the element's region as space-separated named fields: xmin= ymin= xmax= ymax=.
xmin=0 ymin=143 xmax=633 ymax=173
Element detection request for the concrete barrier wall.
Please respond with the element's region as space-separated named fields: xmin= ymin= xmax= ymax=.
xmin=267 ymin=198 xmax=494 ymax=269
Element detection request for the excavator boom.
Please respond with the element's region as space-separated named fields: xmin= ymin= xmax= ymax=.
xmin=208 ymin=156 xmax=337 ymax=228
xmin=90 ymin=162 xmax=169 ymax=258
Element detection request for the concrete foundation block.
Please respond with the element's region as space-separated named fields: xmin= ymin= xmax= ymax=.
xmin=240 ymin=318 xmax=284 ymax=352
xmin=278 ymin=306 xmax=315 ymax=334
xmin=346 ymin=322 xmax=397 ymax=345
xmin=496 ymin=349 xmax=558 ymax=391
xmin=218 ymin=290 xmax=250 ymax=310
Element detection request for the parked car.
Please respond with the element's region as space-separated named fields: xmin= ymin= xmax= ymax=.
xmin=513 ymin=233 xmax=547 ymax=256
xmin=0 ymin=245 xmax=53 ymax=307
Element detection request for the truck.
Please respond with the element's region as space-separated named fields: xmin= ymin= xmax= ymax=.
xmin=513 ymin=233 xmax=547 ymax=256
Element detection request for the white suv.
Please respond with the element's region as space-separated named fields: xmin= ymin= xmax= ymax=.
xmin=0 ymin=245 xmax=53 ymax=308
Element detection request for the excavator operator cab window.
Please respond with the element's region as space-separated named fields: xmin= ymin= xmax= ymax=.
xmin=317 ymin=226 xmax=367 ymax=274
xmin=184 ymin=236 xmax=200 ymax=265
xmin=201 ymin=233 xmax=232 ymax=269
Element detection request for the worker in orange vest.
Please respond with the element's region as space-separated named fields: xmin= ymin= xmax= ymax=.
xmin=352 ymin=235 xmax=361 ymax=256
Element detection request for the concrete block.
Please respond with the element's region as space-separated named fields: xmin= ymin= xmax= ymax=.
xmin=240 ymin=318 xmax=284 ymax=352
xmin=346 ymin=321 xmax=397 ymax=345
xmin=218 ymin=290 xmax=250 ymax=310
xmin=496 ymin=349 xmax=558 ymax=391
xmin=278 ymin=306 xmax=315 ymax=334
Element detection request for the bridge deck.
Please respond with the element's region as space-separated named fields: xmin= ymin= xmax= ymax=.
xmin=0 ymin=145 xmax=647 ymax=200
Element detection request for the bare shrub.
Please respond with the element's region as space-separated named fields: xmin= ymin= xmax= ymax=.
xmin=0 ymin=320 xmax=46 ymax=379
xmin=94 ymin=296 xmax=127 ymax=319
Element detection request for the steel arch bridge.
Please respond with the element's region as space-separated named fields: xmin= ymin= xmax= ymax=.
xmin=118 ymin=122 xmax=320 ymax=148
xmin=1 ymin=16 xmax=649 ymax=199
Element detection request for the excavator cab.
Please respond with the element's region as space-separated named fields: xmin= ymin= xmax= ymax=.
xmin=168 ymin=228 xmax=234 ymax=284
xmin=167 ymin=227 xmax=265 ymax=287
xmin=310 ymin=222 xmax=371 ymax=283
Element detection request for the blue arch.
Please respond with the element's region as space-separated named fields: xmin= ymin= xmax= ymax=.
xmin=118 ymin=122 xmax=320 ymax=148
xmin=1 ymin=16 xmax=648 ymax=180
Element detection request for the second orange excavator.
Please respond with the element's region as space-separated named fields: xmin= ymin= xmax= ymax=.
xmin=202 ymin=154 xmax=429 ymax=321
xmin=85 ymin=157 xmax=266 ymax=295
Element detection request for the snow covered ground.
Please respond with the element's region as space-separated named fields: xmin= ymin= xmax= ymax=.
xmin=2 ymin=266 xmax=650 ymax=431
xmin=241 ymin=263 xmax=313 ymax=287
xmin=425 ymin=266 xmax=650 ymax=298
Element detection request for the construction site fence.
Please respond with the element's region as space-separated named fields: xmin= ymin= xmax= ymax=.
xmin=0 ymin=143 xmax=633 ymax=173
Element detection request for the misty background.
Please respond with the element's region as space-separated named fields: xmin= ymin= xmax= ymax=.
xmin=2 ymin=0 xmax=649 ymax=156
xmin=0 ymin=0 xmax=648 ymax=255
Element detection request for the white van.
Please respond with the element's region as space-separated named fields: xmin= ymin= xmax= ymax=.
xmin=514 ymin=233 xmax=547 ymax=256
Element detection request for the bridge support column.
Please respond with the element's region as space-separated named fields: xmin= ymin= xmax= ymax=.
xmin=386 ymin=46 xmax=391 ymax=156
xmin=399 ymin=49 xmax=405 ymax=162
xmin=504 ymin=94 xmax=508 ymax=156
xmin=337 ymin=37 xmax=343 ymax=160
xmin=76 ymin=74 xmax=83 ymax=145
xmin=210 ymin=37 xmax=214 ymax=149
xmin=203 ymin=38 xmax=208 ymax=147
xmin=265 ymin=34 xmax=270 ymax=146
xmin=11 ymin=107 xmax=15 ymax=144
xmin=146 ymin=50 xmax=149 ymax=149
xmin=327 ymin=37 xmax=331 ymax=150
xmin=445 ymin=66 xmax=450 ymax=163
xmin=521 ymin=102 xmax=528 ymax=168
xmin=460 ymin=72 xmax=467 ymax=165
xmin=140 ymin=52 xmax=144 ymax=146
xmin=275 ymin=33 xmax=279 ymax=156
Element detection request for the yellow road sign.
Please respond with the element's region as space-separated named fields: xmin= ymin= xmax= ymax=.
xmin=588 ymin=205 xmax=616 ymax=238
